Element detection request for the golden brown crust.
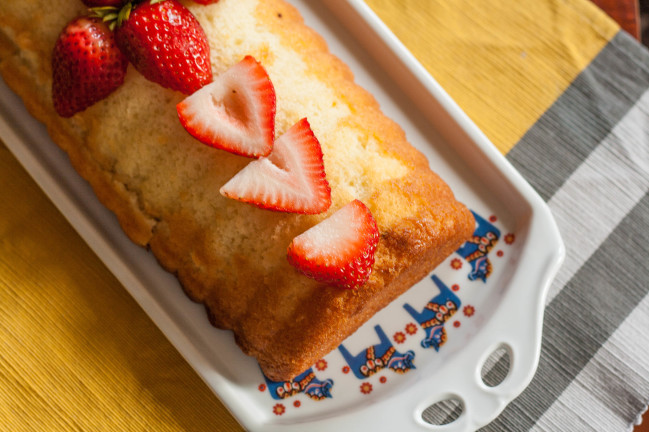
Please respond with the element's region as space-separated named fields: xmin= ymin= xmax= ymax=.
xmin=0 ymin=0 xmax=474 ymax=381
xmin=0 ymin=21 xmax=157 ymax=247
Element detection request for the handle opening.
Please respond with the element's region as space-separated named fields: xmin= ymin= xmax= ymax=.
xmin=421 ymin=395 xmax=464 ymax=427
xmin=480 ymin=343 xmax=513 ymax=388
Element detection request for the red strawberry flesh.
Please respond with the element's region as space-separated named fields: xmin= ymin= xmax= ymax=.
xmin=287 ymin=199 xmax=379 ymax=289
xmin=52 ymin=16 xmax=127 ymax=117
xmin=219 ymin=118 xmax=331 ymax=214
xmin=177 ymin=55 xmax=276 ymax=157
xmin=114 ymin=0 xmax=212 ymax=94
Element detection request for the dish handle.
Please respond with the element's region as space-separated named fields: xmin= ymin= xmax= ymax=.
xmin=402 ymin=332 xmax=538 ymax=431
xmin=403 ymin=252 xmax=558 ymax=431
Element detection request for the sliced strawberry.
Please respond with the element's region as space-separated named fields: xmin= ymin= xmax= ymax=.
xmin=52 ymin=16 xmax=128 ymax=117
xmin=177 ymin=56 xmax=276 ymax=158
xmin=219 ymin=118 xmax=331 ymax=214
xmin=287 ymin=200 xmax=379 ymax=290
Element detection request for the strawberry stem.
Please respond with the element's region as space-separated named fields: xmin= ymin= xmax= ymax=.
xmin=102 ymin=12 xmax=119 ymax=21
xmin=89 ymin=2 xmax=133 ymax=31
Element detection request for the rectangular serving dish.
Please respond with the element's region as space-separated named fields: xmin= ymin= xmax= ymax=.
xmin=0 ymin=1 xmax=564 ymax=431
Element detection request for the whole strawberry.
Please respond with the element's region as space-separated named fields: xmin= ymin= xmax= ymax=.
xmin=114 ymin=0 xmax=212 ymax=94
xmin=52 ymin=16 xmax=128 ymax=117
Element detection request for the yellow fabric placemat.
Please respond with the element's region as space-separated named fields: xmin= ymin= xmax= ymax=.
xmin=0 ymin=145 xmax=238 ymax=431
xmin=365 ymin=0 xmax=618 ymax=154
xmin=0 ymin=1 xmax=618 ymax=431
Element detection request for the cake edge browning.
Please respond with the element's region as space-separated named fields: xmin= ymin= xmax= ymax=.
xmin=250 ymin=174 xmax=475 ymax=381
xmin=0 ymin=30 xmax=158 ymax=248
xmin=0 ymin=1 xmax=475 ymax=383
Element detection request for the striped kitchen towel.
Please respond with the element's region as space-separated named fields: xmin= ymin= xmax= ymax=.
xmin=0 ymin=0 xmax=647 ymax=431
xmin=366 ymin=0 xmax=649 ymax=430
xmin=490 ymin=31 xmax=649 ymax=432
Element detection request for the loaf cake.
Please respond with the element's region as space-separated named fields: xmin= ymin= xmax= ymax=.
xmin=0 ymin=0 xmax=475 ymax=381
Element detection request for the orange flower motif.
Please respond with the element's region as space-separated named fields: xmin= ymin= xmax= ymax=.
xmin=504 ymin=233 xmax=516 ymax=245
xmin=314 ymin=358 xmax=328 ymax=371
xmin=451 ymin=258 xmax=463 ymax=270
xmin=463 ymin=305 xmax=475 ymax=317
xmin=360 ymin=382 xmax=373 ymax=395
xmin=393 ymin=331 xmax=406 ymax=344
xmin=273 ymin=403 xmax=286 ymax=416
xmin=405 ymin=322 xmax=418 ymax=335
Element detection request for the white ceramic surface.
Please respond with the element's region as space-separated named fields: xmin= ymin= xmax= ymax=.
xmin=0 ymin=1 xmax=564 ymax=431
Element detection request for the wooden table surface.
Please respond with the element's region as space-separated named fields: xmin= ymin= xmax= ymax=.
xmin=591 ymin=0 xmax=641 ymax=39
